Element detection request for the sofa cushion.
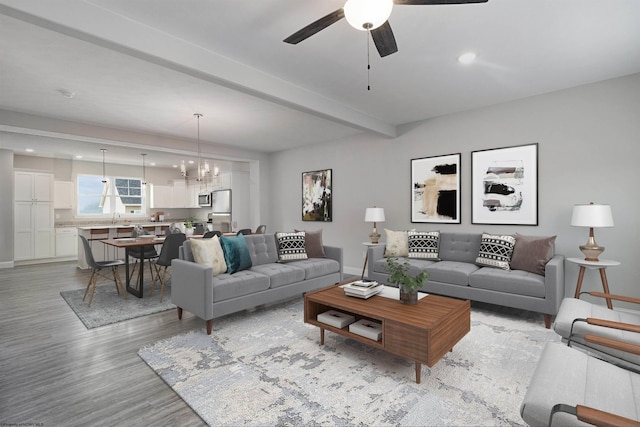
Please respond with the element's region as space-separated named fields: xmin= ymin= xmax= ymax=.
xmin=189 ymin=236 xmax=227 ymax=275
xmin=285 ymin=258 xmax=341 ymax=280
xmin=249 ymin=263 xmax=305 ymax=289
xmin=210 ymin=270 xmax=270 ymax=302
xmin=438 ymin=232 xmax=482 ymax=263
xmin=426 ymin=261 xmax=480 ymax=286
xmin=295 ymin=228 xmax=326 ymax=258
xmin=384 ymin=229 xmax=412 ymax=257
xmin=243 ymin=233 xmax=279 ymax=266
xmin=469 ymin=267 xmax=546 ymax=298
xmin=509 ymin=233 xmax=556 ymax=276
xmin=408 ymin=231 xmax=440 ymax=260
xmin=220 ymin=235 xmax=253 ymax=274
xmin=275 ymin=231 xmax=308 ymax=262
xmin=475 ymin=233 xmax=516 ymax=270
xmin=374 ymin=257 xmax=436 ymax=278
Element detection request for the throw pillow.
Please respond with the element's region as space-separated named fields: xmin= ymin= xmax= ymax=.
xmin=384 ymin=229 xmax=413 ymax=257
xmin=295 ymin=228 xmax=326 ymax=258
xmin=220 ymin=235 xmax=252 ymax=274
xmin=475 ymin=233 xmax=516 ymax=270
xmin=510 ymin=233 xmax=556 ymax=276
xmin=275 ymin=231 xmax=308 ymax=262
xmin=190 ymin=236 xmax=227 ymax=275
xmin=408 ymin=231 xmax=440 ymax=259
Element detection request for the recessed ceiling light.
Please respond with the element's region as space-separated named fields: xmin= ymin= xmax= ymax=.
xmin=172 ymin=164 xmax=178 ymax=168
xmin=150 ymin=162 xmax=156 ymax=166
xmin=188 ymin=160 xmax=195 ymax=164
xmin=25 ymin=148 xmax=34 ymax=153
xmin=75 ymin=155 xmax=83 ymax=159
xmin=458 ymin=52 xmax=477 ymax=65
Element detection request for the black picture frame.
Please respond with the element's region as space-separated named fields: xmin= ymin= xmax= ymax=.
xmin=411 ymin=153 xmax=461 ymax=223
xmin=302 ymin=168 xmax=332 ymax=222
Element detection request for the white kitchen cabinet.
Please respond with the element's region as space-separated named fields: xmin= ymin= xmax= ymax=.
xmin=186 ymin=185 xmax=200 ymax=208
xmin=54 ymin=181 xmax=74 ymax=209
xmin=150 ymin=184 xmax=173 ymax=208
xmin=14 ymin=201 xmax=55 ymax=260
xmin=15 ymin=171 xmax=53 ymax=201
xmin=172 ymin=180 xmax=187 ymax=208
xmin=55 ymin=227 xmax=78 ymax=257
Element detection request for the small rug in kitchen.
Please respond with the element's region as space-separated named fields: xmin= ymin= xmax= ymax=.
xmin=138 ymin=298 xmax=558 ymax=426
xmin=60 ymin=283 xmax=175 ymax=329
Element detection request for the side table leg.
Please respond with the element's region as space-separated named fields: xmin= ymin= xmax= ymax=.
xmin=361 ymin=252 xmax=369 ymax=279
xmin=574 ymin=266 xmax=586 ymax=298
xmin=415 ymin=362 xmax=421 ymax=384
xmin=599 ymin=268 xmax=613 ymax=309
xmin=320 ymin=328 xmax=325 ymax=345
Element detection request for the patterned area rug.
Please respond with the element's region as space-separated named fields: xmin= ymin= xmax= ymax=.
xmin=138 ymin=298 xmax=559 ymax=426
xmin=60 ymin=282 xmax=175 ymax=329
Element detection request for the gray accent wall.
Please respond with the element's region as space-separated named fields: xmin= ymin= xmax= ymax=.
xmin=268 ymin=73 xmax=640 ymax=305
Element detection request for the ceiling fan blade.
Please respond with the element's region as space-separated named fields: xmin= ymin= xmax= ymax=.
xmin=371 ymin=21 xmax=398 ymax=58
xmin=283 ymin=9 xmax=345 ymax=44
xmin=393 ymin=0 xmax=488 ymax=5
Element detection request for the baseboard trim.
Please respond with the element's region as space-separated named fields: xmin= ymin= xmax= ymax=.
xmin=0 ymin=261 xmax=15 ymax=269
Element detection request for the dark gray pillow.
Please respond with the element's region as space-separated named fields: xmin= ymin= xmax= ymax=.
xmin=295 ymin=228 xmax=326 ymax=258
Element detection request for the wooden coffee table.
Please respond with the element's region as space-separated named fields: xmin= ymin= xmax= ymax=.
xmin=304 ymin=285 xmax=471 ymax=383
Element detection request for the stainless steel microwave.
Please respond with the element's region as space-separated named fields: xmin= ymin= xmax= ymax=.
xmin=198 ymin=192 xmax=212 ymax=207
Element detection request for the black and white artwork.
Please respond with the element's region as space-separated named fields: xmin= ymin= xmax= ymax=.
xmin=411 ymin=153 xmax=461 ymax=223
xmin=471 ymin=143 xmax=538 ymax=225
xmin=302 ymin=169 xmax=332 ymax=222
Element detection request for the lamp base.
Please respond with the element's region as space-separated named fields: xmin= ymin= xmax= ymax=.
xmin=369 ymin=231 xmax=381 ymax=244
xmin=579 ymin=243 xmax=604 ymax=262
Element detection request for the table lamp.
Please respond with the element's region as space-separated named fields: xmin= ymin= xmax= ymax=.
xmin=365 ymin=207 xmax=385 ymax=244
xmin=570 ymin=202 xmax=614 ymax=261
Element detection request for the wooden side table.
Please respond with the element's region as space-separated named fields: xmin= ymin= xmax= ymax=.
xmin=362 ymin=242 xmax=384 ymax=279
xmin=566 ymin=257 xmax=621 ymax=309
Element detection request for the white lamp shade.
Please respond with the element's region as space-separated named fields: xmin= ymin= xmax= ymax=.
xmin=365 ymin=207 xmax=385 ymax=222
xmin=571 ymin=204 xmax=614 ymax=227
xmin=344 ymin=0 xmax=393 ymax=31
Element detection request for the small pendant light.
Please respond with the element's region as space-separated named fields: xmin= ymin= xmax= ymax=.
xmin=100 ymin=148 xmax=107 ymax=184
xmin=141 ymin=153 xmax=147 ymax=186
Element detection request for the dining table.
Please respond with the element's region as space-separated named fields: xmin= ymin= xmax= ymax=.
xmin=101 ymin=236 xmax=165 ymax=298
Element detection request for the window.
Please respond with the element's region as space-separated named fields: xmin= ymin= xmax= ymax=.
xmin=77 ymin=175 xmax=146 ymax=216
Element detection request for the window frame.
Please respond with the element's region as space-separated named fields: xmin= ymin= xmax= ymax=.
xmin=76 ymin=174 xmax=147 ymax=218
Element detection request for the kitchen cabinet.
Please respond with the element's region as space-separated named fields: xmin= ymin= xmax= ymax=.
xmin=15 ymin=171 xmax=53 ymax=201
xmin=150 ymin=184 xmax=173 ymax=208
xmin=55 ymin=227 xmax=78 ymax=257
xmin=14 ymin=201 xmax=55 ymax=260
xmin=54 ymin=181 xmax=74 ymax=209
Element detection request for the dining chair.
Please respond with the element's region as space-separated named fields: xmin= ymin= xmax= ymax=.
xmin=194 ymin=223 xmax=206 ymax=235
xmin=79 ymin=235 xmax=126 ymax=307
xmin=129 ymin=227 xmax=159 ymax=282
xmin=255 ymin=225 xmax=266 ymax=234
xmin=203 ymin=230 xmax=221 ymax=238
xmin=150 ymin=233 xmax=187 ymax=302
xmin=236 ymin=228 xmax=252 ymax=236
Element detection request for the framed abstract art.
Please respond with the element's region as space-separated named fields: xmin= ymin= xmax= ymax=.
xmin=471 ymin=143 xmax=538 ymax=225
xmin=302 ymin=168 xmax=332 ymax=222
xmin=411 ymin=153 xmax=461 ymax=223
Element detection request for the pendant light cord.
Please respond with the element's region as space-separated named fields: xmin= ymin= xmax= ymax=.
xmin=366 ymin=27 xmax=371 ymax=91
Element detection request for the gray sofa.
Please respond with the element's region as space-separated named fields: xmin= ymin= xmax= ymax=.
xmin=172 ymin=233 xmax=343 ymax=334
xmin=367 ymin=232 xmax=564 ymax=328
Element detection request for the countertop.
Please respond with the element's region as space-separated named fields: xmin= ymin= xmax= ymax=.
xmin=74 ymin=222 xmax=176 ymax=230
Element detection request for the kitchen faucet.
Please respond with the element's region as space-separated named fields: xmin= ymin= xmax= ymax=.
xmin=111 ymin=212 xmax=120 ymax=224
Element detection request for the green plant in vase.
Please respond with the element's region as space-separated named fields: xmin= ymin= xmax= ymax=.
xmin=183 ymin=217 xmax=195 ymax=235
xmin=385 ymin=256 xmax=429 ymax=304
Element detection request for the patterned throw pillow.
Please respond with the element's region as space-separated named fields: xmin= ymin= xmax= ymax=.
xmin=275 ymin=231 xmax=308 ymax=262
xmin=383 ymin=229 xmax=414 ymax=257
xmin=190 ymin=236 xmax=227 ymax=275
xmin=408 ymin=231 xmax=440 ymax=259
xmin=475 ymin=233 xmax=516 ymax=270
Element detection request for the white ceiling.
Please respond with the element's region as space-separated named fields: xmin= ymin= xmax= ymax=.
xmin=1 ymin=0 xmax=640 ymax=167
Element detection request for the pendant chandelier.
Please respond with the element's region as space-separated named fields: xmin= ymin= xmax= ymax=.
xmin=194 ymin=113 xmax=210 ymax=182
xmin=100 ymin=148 xmax=108 ymax=184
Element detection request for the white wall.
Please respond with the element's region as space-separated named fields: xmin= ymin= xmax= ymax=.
xmin=269 ymin=73 xmax=640 ymax=305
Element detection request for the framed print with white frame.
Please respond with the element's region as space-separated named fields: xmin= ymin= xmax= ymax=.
xmin=411 ymin=153 xmax=461 ymax=223
xmin=471 ymin=143 xmax=538 ymax=225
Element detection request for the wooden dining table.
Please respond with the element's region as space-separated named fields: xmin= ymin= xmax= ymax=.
xmin=101 ymin=236 xmax=165 ymax=298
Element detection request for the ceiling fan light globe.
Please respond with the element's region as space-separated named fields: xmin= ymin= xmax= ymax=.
xmin=344 ymin=0 xmax=393 ymax=31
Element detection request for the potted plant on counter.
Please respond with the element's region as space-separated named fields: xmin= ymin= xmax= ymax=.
xmin=385 ymin=257 xmax=429 ymax=304
xmin=183 ymin=217 xmax=195 ymax=236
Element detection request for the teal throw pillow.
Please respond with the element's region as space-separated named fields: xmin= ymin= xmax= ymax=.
xmin=220 ymin=235 xmax=252 ymax=274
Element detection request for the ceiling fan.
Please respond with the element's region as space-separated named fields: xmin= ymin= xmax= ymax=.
xmin=284 ymin=0 xmax=489 ymax=58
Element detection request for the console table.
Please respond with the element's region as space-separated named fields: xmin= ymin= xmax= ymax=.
xmin=566 ymin=257 xmax=620 ymax=309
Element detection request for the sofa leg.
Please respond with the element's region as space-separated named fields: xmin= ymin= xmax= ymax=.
xmin=544 ymin=314 xmax=552 ymax=329
xmin=177 ymin=306 xmax=183 ymax=320
xmin=206 ymin=319 xmax=213 ymax=335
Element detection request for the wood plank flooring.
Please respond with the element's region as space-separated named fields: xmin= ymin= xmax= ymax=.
xmin=0 ymin=262 xmax=206 ymax=426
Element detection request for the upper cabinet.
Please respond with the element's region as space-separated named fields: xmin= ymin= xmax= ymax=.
xmin=15 ymin=171 xmax=53 ymax=201
xmin=54 ymin=181 xmax=74 ymax=209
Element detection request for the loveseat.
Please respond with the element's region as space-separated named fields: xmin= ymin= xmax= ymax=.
xmin=172 ymin=232 xmax=343 ymax=334
xmin=367 ymin=231 xmax=564 ymax=328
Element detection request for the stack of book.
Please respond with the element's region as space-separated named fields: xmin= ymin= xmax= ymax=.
xmin=343 ymin=280 xmax=383 ymax=299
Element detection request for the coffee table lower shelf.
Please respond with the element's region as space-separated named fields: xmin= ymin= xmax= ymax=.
xmin=304 ymin=285 xmax=471 ymax=384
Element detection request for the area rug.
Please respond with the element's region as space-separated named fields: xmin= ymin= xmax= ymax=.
xmin=138 ymin=299 xmax=559 ymax=426
xmin=60 ymin=283 xmax=175 ymax=329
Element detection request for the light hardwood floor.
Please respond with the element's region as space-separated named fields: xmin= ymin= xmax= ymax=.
xmin=0 ymin=261 xmax=207 ymax=426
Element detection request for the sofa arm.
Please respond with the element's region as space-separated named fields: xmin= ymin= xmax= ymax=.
xmin=544 ymin=254 xmax=565 ymax=315
xmin=171 ymin=258 xmax=214 ymax=321
xmin=367 ymin=245 xmax=386 ymax=278
xmin=323 ymin=245 xmax=343 ymax=281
